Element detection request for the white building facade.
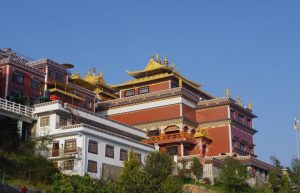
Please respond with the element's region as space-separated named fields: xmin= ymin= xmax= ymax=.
xmin=33 ymin=101 xmax=153 ymax=179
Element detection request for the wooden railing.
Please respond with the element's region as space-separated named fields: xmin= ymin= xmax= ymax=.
xmin=0 ymin=98 xmax=33 ymax=118
xmin=143 ymin=132 xmax=196 ymax=144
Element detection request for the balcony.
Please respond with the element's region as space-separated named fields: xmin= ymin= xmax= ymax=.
xmin=233 ymin=147 xmax=257 ymax=158
xmin=49 ymin=147 xmax=82 ymax=160
xmin=143 ymin=132 xmax=197 ymax=145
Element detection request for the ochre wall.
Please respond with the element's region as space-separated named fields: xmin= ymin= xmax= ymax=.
xmin=182 ymin=104 xmax=196 ymax=122
xmin=196 ymin=106 xmax=228 ymax=122
xmin=205 ymin=126 xmax=230 ymax=156
xmin=109 ymin=104 xmax=181 ymax=125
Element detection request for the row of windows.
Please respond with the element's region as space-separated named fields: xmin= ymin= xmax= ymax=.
xmin=12 ymin=71 xmax=41 ymax=89
xmin=88 ymin=140 xmax=141 ymax=161
xmin=232 ymin=139 xmax=253 ymax=154
xmin=124 ymin=86 xmax=149 ymax=97
xmin=49 ymin=69 xmax=64 ymax=82
xmin=230 ymin=110 xmax=252 ymax=127
xmin=88 ymin=140 xmax=140 ymax=161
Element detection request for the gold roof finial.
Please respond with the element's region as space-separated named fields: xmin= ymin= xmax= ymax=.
xmin=92 ymin=67 xmax=96 ymax=76
xmin=248 ymin=101 xmax=253 ymax=111
xmin=76 ymin=71 xmax=80 ymax=75
xmin=236 ymin=94 xmax=242 ymax=105
xmin=156 ymin=53 xmax=162 ymax=64
xmin=87 ymin=68 xmax=91 ymax=76
xmin=98 ymin=72 xmax=102 ymax=77
xmin=163 ymin=55 xmax=168 ymax=66
xmin=226 ymin=87 xmax=230 ymax=97
xmin=170 ymin=62 xmax=175 ymax=70
xmin=179 ymin=78 xmax=183 ymax=87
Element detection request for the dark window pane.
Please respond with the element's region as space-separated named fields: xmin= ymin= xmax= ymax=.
xmin=87 ymin=160 xmax=97 ymax=173
xmin=88 ymin=140 xmax=98 ymax=154
xmin=105 ymin=144 xmax=114 ymax=158
xmin=138 ymin=86 xmax=149 ymax=94
xmin=124 ymin=89 xmax=135 ymax=97
xmin=166 ymin=146 xmax=178 ymax=156
xmin=120 ymin=149 xmax=128 ymax=161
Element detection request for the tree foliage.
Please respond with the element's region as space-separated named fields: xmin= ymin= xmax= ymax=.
xmin=118 ymin=151 xmax=145 ymax=193
xmin=289 ymin=158 xmax=300 ymax=192
xmin=190 ymin=157 xmax=203 ymax=180
xmin=0 ymin=117 xmax=20 ymax=151
xmin=219 ymin=157 xmax=248 ymax=193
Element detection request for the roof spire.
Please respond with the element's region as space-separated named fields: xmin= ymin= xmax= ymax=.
xmin=248 ymin=101 xmax=253 ymax=111
xmin=226 ymin=87 xmax=230 ymax=97
xmin=163 ymin=55 xmax=168 ymax=66
xmin=92 ymin=67 xmax=96 ymax=76
xmin=156 ymin=53 xmax=162 ymax=64
xmin=87 ymin=68 xmax=91 ymax=76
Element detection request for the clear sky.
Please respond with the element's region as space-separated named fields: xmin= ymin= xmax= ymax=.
xmin=1 ymin=0 xmax=299 ymax=167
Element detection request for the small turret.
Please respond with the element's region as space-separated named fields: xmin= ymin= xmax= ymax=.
xmin=226 ymin=88 xmax=230 ymax=97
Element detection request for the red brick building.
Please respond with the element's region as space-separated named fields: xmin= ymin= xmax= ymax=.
xmin=98 ymin=54 xmax=273 ymax=183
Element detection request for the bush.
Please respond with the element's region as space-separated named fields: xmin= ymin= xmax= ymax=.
xmin=202 ymin=177 xmax=211 ymax=185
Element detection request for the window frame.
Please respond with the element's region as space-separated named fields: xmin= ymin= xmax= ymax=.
xmin=63 ymin=160 xmax=74 ymax=170
xmin=31 ymin=79 xmax=39 ymax=89
xmin=138 ymin=86 xmax=149 ymax=94
xmin=88 ymin=140 xmax=98 ymax=154
xmin=166 ymin=146 xmax=178 ymax=156
xmin=124 ymin=89 xmax=135 ymax=97
xmin=64 ymin=139 xmax=77 ymax=153
xmin=40 ymin=116 xmax=50 ymax=127
xmin=238 ymin=113 xmax=244 ymax=123
xmin=87 ymin=160 xmax=97 ymax=173
xmin=12 ymin=71 xmax=24 ymax=85
xmin=120 ymin=148 xmax=128 ymax=161
xmin=105 ymin=144 xmax=114 ymax=158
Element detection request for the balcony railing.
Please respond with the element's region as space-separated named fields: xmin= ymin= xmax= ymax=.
xmin=50 ymin=147 xmax=82 ymax=159
xmin=143 ymin=132 xmax=196 ymax=144
xmin=0 ymin=98 xmax=33 ymax=118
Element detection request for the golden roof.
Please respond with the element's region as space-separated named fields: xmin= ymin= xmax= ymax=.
xmin=115 ymin=54 xmax=202 ymax=89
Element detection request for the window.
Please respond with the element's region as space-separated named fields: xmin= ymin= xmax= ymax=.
xmin=135 ymin=153 xmax=141 ymax=162
xmin=138 ymin=86 xmax=149 ymax=94
xmin=120 ymin=149 xmax=128 ymax=161
xmin=40 ymin=116 xmax=50 ymax=127
xmin=87 ymin=160 xmax=97 ymax=173
xmin=184 ymin=146 xmax=189 ymax=156
xmin=166 ymin=146 xmax=178 ymax=156
xmin=238 ymin=113 xmax=244 ymax=123
xmin=31 ymin=79 xmax=39 ymax=89
xmin=105 ymin=144 xmax=114 ymax=158
xmin=147 ymin=129 xmax=160 ymax=137
xmin=240 ymin=143 xmax=246 ymax=151
xmin=230 ymin=110 xmax=235 ymax=119
xmin=12 ymin=71 xmax=24 ymax=85
xmin=63 ymin=160 xmax=74 ymax=170
xmin=246 ymin=118 xmax=251 ymax=127
xmin=11 ymin=89 xmax=22 ymax=98
xmin=88 ymin=140 xmax=98 ymax=154
xmin=59 ymin=116 xmax=68 ymax=127
xmin=232 ymin=140 xmax=238 ymax=148
xmin=171 ymin=82 xmax=178 ymax=88
xmin=124 ymin=89 xmax=135 ymax=97
xmin=56 ymin=72 xmax=63 ymax=82
xmin=65 ymin=139 xmax=76 ymax=152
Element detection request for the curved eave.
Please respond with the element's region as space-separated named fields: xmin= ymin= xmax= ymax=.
xmin=127 ymin=65 xmax=172 ymax=78
xmin=70 ymin=77 xmax=96 ymax=91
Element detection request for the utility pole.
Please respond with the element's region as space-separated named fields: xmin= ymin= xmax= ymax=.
xmin=294 ymin=118 xmax=300 ymax=160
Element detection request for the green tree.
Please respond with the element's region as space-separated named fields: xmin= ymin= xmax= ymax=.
xmin=190 ymin=157 xmax=203 ymax=180
xmin=0 ymin=117 xmax=20 ymax=151
xmin=118 ymin=151 xmax=145 ymax=193
xmin=219 ymin=156 xmax=248 ymax=193
xmin=71 ymin=174 xmax=97 ymax=193
xmin=161 ymin=176 xmax=183 ymax=193
xmin=289 ymin=158 xmax=300 ymax=192
xmin=270 ymin=155 xmax=283 ymax=171
xmin=51 ymin=173 xmax=74 ymax=193
xmin=279 ymin=174 xmax=292 ymax=193
xmin=268 ymin=169 xmax=280 ymax=192
xmin=143 ymin=151 xmax=173 ymax=193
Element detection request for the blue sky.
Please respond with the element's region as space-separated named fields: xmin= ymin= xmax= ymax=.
xmin=1 ymin=0 xmax=300 ymax=166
